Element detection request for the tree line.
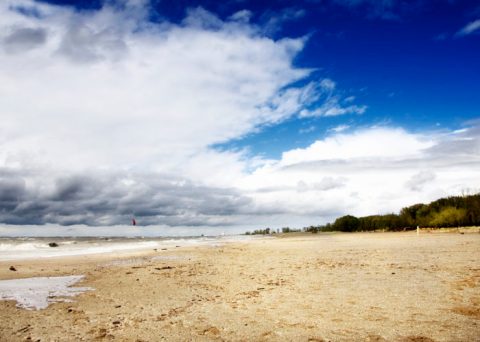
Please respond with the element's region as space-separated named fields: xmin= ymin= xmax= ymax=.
xmin=246 ymin=193 xmax=480 ymax=234
xmin=320 ymin=193 xmax=480 ymax=232
xmin=245 ymin=227 xmax=302 ymax=235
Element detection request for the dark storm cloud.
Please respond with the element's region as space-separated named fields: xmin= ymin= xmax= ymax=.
xmin=0 ymin=177 xmax=26 ymax=211
xmin=3 ymin=27 xmax=47 ymax=53
xmin=51 ymin=176 xmax=92 ymax=201
xmin=0 ymin=171 xmax=253 ymax=226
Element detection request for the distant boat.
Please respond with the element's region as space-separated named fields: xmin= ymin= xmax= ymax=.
xmin=132 ymin=218 xmax=136 ymax=226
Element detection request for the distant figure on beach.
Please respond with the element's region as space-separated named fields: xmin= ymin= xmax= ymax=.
xmin=132 ymin=218 xmax=136 ymax=226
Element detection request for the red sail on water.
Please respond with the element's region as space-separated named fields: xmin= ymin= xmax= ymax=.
xmin=132 ymin=218 xmax=136 ymax=226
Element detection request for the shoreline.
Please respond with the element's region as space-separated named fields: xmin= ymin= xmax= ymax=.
xmin=0 ymin=235 xmax=255 ymax=262
xmin=1 ymin=231 xmax=479 ymax=341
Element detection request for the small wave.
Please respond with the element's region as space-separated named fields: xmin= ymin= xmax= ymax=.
xmin=0 ymin=243 xmax=49 ymax=251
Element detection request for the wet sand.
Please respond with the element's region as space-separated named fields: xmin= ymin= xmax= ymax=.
xmin=0 ymin=231 xmax=479 ymax=341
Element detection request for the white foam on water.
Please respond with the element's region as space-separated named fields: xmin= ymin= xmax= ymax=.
xmin=0 ymin=275 xmax=93 ymax=310
xmin=0 ymin=235 xmax=256 ymax=261
xmin=0 ymin=242 xmax=47 ymax=251
xmin=0 ymin=240 xmax=161 ymax=261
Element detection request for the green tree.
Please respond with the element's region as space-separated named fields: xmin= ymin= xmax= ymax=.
xmin=333 ymin=215 xmax=360 ymax=232
xmin=429 ymin=207 xmax=467 ymax=227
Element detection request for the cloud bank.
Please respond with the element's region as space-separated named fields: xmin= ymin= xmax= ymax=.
xmin=0 ymin=0 xmax=479 ymax=235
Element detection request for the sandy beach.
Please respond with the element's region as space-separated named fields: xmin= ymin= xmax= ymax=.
xmin=0 ymin=231 xmax=479 ymax=341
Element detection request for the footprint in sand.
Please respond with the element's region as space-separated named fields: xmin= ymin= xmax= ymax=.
xmin=365 ymin=334 xmax=387 ymax=342
xmin=202 ymin=326 xmax=220 ymax=337
xmin=399 ymin=336 xmax=435 ymax=342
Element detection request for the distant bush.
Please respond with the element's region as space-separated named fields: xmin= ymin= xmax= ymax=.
xmin=304 ymin=226 xmax=320 ymax=233
xmin=248 ymin=228 xmax=272 ymax=235
xmin=282 ymin=227 xmax=301 ymax=233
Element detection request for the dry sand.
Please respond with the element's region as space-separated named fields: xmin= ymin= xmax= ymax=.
xmin=0 ymin=231 xmax=479 ymax=341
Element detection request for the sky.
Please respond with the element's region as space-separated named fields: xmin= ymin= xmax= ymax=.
xmin=0 ymin=0 xmax=479 ymax=236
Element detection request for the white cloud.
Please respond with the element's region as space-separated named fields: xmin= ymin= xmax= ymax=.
xmin=299 ymin=125 xmax=316 ymax=134
xmin=260 ymin=7 xmax=306 ymax=36
xmin=405 ymin=170 xmax=436 ymax=191
xmin=0 ymin=0 xmax=311 ymax=175
xmin=330 ymin=124 xmax=350 ymax=133
xmin=0 ymin=1 xmax=478 ymax=233
xmin=229 ymin=10 xmax=253 ymax=23
xmin=237 ymin=125 xmax=480 ymax=225
xmin=457 ymin=19 xmax=480 ymax=36
xmin=280 ymin=127 xmax=434 ymax=164
xmin=298 ymin=80 xmax=367 ymax=117
xmin=1 ymin=0 xmax=361 ymax=230
xmin=319 ymin=78 xmax=336 ymax=90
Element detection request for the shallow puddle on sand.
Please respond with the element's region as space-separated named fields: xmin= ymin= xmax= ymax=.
xmin=0 ymin=275 xmax=93 ymax=310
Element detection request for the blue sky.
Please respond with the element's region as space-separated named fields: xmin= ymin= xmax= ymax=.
xmin=214 ymin=0 xmax=480 ymax=158
xmin=0 ymin=0 xmax=479 ymax=234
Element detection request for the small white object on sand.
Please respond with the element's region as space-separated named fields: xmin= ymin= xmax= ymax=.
xmin=0 ymin=275 xmax=93 ymax=310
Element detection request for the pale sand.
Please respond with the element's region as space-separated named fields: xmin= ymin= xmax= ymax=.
xmin=0 ymin=231 xmax=479 ymax=341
